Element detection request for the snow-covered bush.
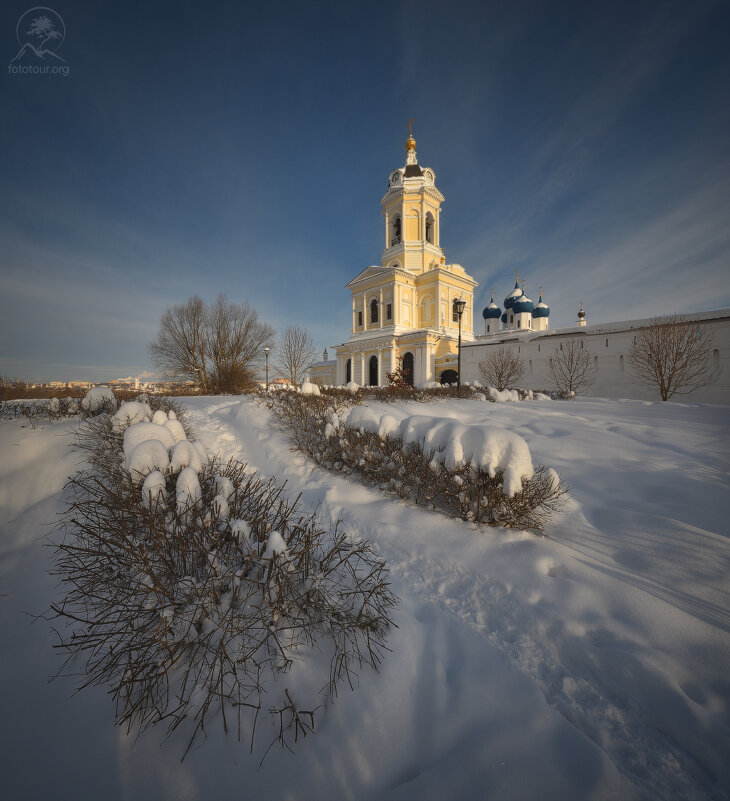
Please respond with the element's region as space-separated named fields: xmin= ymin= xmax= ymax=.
xmin=81 ymin=386 xmax=117 ymax=415
xmin=50 ymin=402 xmax=395 ymax=759
xmin=299 ymin=381 xmax=320 ymax=396
xmin=269 ymin=392 xmax=567 ymax=532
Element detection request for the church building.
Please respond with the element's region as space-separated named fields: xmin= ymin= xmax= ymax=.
xmin=311 ymin=129 xmax=477 ymax=387
xmin=310 ymin=131 xmax=729 ymax=402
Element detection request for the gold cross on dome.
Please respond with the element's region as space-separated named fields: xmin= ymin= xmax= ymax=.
xmin=408 ymin=118 xmax=415 ymax=137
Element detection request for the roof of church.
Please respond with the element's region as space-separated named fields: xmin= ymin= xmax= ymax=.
xmin=403 ymin=164 xmax=423 ymax=177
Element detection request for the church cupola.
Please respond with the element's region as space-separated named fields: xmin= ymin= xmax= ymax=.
xmin=512 ymin=280 xmax=534 ymax=330
xmin=532 ymin=287 xmax=550 ymax=331
xmin=512 ymin=282 xmax=534 ymax=314
xmin=404 ymin=125 xmax=421 ymax=175
xmin=577 ymin=302 xmax=587 ymax=327
xmin=504 ymin=271 xmax=522 ymax=310
xmin=482 ymin=289 xmax=501 ymax=334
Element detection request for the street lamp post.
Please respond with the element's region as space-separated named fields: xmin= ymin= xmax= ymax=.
xmin=264 ymin=347 xmax=270 ymax=391
xmin=454 ymin=298 xmax=466 ymax=392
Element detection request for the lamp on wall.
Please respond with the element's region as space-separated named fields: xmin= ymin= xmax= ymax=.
xmin=264 ymin=346 xmax=270 ymax=391
xmin=454 ymin=298 xmax=466 ymax=391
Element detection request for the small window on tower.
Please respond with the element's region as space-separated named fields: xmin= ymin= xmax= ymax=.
xmin=386 ymin=303 xmax=392 ymax=320
xmin=425 ymin=212 xmax=434 ymax=244
xmin=370 ymin=299 xmax=379 ymax=323
xmin=358 ymin=311 xmax=363 ymax=327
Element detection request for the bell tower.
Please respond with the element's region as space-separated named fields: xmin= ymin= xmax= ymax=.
xmin=380 ymin=122 xmax=445 ymax=274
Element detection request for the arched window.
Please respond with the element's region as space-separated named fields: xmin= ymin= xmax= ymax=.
xmin=369 ymin=355 xmax=378 ymax=386
xmin=440 ymin=369 xmax=458 ymax=385
xmin=517 ymin=320 xmax=521 ymax=328
xmin=594 ymin=356 xmax=598 ymax=368
xmin=346 ymin=358 xmax=351 ymax=383
xmin=619 ymin=355 xmax=624 ymax=371
xmin=370 ymin=299 xmax=379 ymax=323
xmin=713 ymin=349 xmax=720 ymax=371
xmin=402 ymin=352 xmax=414 ymax=386
xmin=391 ymin=215 xmax=401 ymax=246
xmin=425 ymin=212 xmax=434 ymax=244
xmin=529 ymin=359 xmax=533 ymax=374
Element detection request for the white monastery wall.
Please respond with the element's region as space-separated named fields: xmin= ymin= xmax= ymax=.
xmin=461 ymin=312 xmax=730 ymax=404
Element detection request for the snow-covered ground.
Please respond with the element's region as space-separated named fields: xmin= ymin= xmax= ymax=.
xmin=1 ymin=395 xmax=728 ymax=800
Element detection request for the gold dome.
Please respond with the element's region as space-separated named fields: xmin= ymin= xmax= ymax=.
xmin=405 ymin=134 xmax=416 ymax=151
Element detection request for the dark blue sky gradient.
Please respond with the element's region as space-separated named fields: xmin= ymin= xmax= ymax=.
xmin=1 ymin=0 xmax=728 ymax=380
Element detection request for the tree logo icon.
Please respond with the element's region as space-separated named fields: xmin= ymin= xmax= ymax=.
xmin=10 ymin=7 xmax=67 ymax=66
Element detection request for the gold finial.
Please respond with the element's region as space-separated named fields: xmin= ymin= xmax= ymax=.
xmin=406 ymin=118 xmax=416 ymax=151
xmin=521 ymin=279 xmax=525 ymax=292
xmin=490 ymin=288 xmax=494 ymax=301
xmin=539 ymin=286 xmax=542 ymax=296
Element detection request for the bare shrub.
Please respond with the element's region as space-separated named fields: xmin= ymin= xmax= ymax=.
xmin=479 ymin=348 xmax=526 ymax=391
xmin=629 ymin=315 xmax=720 ymax=401
xmin=50 ymin=410 xmax=395 ymax=760
xmin=149 ymin=294 xmax=274 ymax=393
xmin=272 ymin=326 xmax=317 ymax=386
xmin=385 ymin=357 xmax=412 ymax=390
xmin=269 ymin=392 xmax=567 ymax=533
xmin=547 ymin=339 xmax=597 ymax=396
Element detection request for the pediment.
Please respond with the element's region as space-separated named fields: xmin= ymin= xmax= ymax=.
xmin=346 ymin=264 xmax=391 ymax=288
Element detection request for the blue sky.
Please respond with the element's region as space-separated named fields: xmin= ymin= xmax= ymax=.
xmin=1 ymin=0 xmax=728 ymax=381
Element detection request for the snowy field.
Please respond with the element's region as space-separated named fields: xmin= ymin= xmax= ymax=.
xmin=1 ymin=394 xmax=728 ymax=801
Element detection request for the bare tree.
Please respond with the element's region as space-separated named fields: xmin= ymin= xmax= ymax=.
xmin=149 ymin=294 xmax=274 ymax=393
xmin=547 ymin=339 xmax=598 ymax=396
xmin=629 ymin=314 xmax=720 ymax=401
xmin=272 ymin=326 xmax=317 ymax=386
xmin=207 ymin=295 xmax=274 ymax=392
xmin=149 ymin=296 xmax=210 ymax=391
xmin=479 ymin=347 xmax=526 ymax=391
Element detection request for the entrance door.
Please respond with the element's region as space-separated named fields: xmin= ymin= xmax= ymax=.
xmin=346 ymin=358 xmax=351 ymax=383
xmin=369 ymin=355 xmax=378 ymax=386
xmin=402 ymin=352 xmax=414 ymax=386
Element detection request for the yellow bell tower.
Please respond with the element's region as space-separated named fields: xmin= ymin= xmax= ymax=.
xmin=380 ymin=121 xmax=445 ymax=274
xmin=317 ymin=126 xmax=478 ymax=388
